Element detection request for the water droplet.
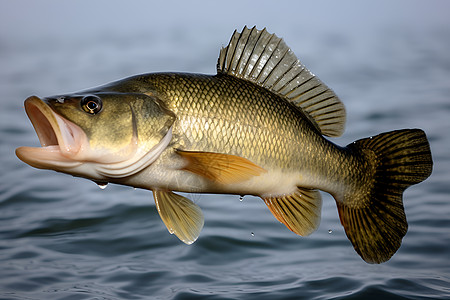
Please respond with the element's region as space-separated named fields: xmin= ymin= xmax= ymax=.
xmin=94 ymin=181 xmax=108 ymax=189
xmin=328 ymin=229 xmax=333 ymax=234
xmin=239 ymin=195 xmax=244 ymax=202
xmin=251 ymin=232 xmax=255 ymax=237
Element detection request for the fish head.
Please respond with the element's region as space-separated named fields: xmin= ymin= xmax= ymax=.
xmin=16 ymin=93 xmax=175 ymax=181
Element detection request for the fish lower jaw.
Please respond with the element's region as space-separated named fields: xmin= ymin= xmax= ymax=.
xmin=15 ymin=146 xmax=83 ymax=170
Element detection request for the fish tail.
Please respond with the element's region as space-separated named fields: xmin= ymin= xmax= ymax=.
xmin=337 ymin=129 xmax=432 ymax=263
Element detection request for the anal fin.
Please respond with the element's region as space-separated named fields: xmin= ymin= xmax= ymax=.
xmin=153 ymin=190 xmax=204 ymax=244
xmin=262 ymin=187 xmax=322 ymax=236
xmin=176 ymin=150 xmax=267 ymax=184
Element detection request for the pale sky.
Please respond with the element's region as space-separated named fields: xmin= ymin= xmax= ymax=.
xmin=1 ymin=0 xmax=448 ymax=43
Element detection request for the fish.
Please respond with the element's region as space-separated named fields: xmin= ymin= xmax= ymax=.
xmin=15 ymin=26 xmax=433 ymax=263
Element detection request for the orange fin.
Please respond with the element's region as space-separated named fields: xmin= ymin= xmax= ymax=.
xmin=262 ymin=187 xmax=322 ymax=236
xmin=153 ymin=190 xmax=204 ymax=244
xmin=176 ymin=150 xmax=267 ymax=184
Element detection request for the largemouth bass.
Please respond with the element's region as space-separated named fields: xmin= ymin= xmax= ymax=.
xmin=16 ymin=26 xmax=432 ymax=263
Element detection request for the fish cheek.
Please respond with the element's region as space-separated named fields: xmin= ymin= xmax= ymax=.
xmin=130 ymin=96 xmax=175 ymax=151
xmin=87 ymin=101 xmax=135 ymax=153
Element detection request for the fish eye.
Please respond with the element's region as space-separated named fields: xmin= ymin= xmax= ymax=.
xmin=81 ymin=95 xmax=102 ymax=115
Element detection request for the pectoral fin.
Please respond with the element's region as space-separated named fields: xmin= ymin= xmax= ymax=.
xmin=262 ymin=187 xmax=322 ymax=236
xmin=153 ymin=190 xmax=204 ymax=244
xmin=176 ymin=150 xmax=267 ymax=184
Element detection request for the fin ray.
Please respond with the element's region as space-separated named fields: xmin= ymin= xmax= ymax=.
xmin=176 ymin=150 xmax=267 ymax=184
xmin=153 ymin=190 xmax=204 ymax=244
xmin=262 ymin=187 xmax=322 ymax=236
xmin=218 ymin=26 xmax=346 ymax=137
xmin=338 ymin=129 xmax=432 ymax=263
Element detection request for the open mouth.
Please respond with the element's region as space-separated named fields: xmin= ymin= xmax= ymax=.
xmin=15 ymin=96 xmax=87 ymax=169
xmin=16 ymin=95 xmax=173 ymax=178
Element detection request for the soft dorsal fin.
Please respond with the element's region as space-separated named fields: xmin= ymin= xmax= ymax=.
xmin=217 ymin=26 xmax=346 ymax=137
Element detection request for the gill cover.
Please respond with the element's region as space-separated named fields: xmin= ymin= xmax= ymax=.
xmin=95 ymin=94 xmax=176 ymax=178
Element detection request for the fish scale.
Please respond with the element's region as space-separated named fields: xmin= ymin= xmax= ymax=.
xmin=146 ymin=73 xmax=319 ymax=171
xmin=16 ymin=26 xmax=432 ymax=263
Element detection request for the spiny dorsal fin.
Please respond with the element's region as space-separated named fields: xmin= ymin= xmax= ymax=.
xmin=262 ymin=187 xmax=322 ymax=236
xmin=218 ymin=26 xmax=346 ymax=137
xmin=153 ymin=190 xmax=204 ymax=245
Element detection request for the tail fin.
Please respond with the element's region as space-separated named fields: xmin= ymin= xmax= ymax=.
xmin=338 ymin=129 xmax=432 ymax=263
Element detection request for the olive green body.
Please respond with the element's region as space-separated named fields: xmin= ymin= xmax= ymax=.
xmin=16 ymin=26 xmax=433 ymax=263
xmin=98 ymin=73 xmax=362 ymax=198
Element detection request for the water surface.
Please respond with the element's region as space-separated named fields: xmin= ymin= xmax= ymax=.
xmin=1 ymin=1 xmax=449 ymax=299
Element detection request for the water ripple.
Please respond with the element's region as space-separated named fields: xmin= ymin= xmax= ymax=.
xmin=2 ymin=8 xmax=450 ymax=300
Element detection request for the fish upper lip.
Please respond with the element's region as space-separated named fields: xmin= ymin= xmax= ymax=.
xmin=16 ymin=96 xmax=88 ymax=167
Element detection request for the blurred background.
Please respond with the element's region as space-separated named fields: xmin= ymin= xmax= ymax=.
xmin=1 ymin=1 xmax=449 ymax=299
